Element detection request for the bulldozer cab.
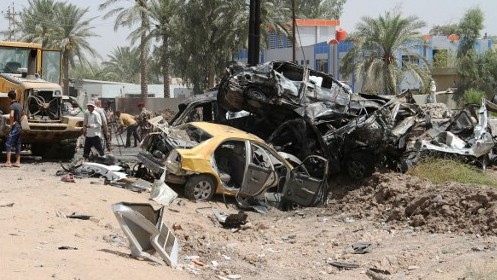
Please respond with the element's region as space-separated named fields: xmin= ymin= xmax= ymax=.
xmin=0 ymin=41 xmax=61 ymax=83
xmin=0 ymin=41 xmax=83 ymax=160
xmin=0 ymin=41 xmax=63 ymax=121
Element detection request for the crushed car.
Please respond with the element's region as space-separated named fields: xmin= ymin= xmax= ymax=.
xmin=171 ymin=61 xmax=419 ymax=179
xmin=401 ymin=99 xmax=496 ymax=170
xmin=137 ymin=117 xmax=329 ymax=209
xmin=168 ymin=61 xmax=497 ymax=177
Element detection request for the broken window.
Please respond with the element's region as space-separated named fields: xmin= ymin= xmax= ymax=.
xmin=175 ymin=124 xmax=213 ymax=143
xmin=251 ymin=143 xmax=272 ymax=169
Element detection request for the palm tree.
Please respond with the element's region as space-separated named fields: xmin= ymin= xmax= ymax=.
xmin=295 ymin=0 xmax=346 ymax=20
xmin=70 ymin=62 xmax=110 ymax=81
xmin=214 ymin=0 xmax=288 ymax=53
xmin=145 ymin=0 xmax=180 ymax=98
xmin=52 ymin=3 xmax=99 ymax=95
xmin=340 ymin=11 xmax=430 ymax=95
xmin=100 ymin=0 xmax=150 ymax=97
xmin=102 ymin=46 xmax=141 ymax=83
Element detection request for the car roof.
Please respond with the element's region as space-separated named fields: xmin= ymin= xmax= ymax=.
xmin=189 ymin=121 xmax=263 ymax=142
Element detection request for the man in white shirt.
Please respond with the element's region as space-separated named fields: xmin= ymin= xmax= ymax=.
xmin=95 ymin=99 xmax=111 ymax=153
xmin=83 ymin=101 xmax=105 ymax=160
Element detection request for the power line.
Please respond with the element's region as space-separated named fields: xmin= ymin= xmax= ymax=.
xmin=1 ymin=2 xmax=21 ymax=40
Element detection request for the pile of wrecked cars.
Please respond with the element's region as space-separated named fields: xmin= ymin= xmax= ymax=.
xmin=137 ymin=60 xmax=497 ymax=208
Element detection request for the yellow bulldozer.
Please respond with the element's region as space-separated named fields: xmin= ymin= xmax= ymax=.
xmin=0 ymin=41 xmax=83 ymax=159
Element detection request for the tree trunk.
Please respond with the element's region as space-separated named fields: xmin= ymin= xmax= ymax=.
xmin=207 ymin=72 xmax=215 ymax=89
xmin=63 ymin=51 xmax=70 ymax=95
xmin=140 ymin=32 xmax=148 ymax=97
xmin=162 ymin=35 xmax=170 ymax=98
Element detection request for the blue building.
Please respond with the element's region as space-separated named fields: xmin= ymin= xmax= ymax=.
xmin=240 ymin=19 xmax=493 ymax=93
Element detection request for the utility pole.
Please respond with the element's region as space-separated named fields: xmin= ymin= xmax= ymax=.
xmin=1 ymin=2 xmax=21 ymax=41
xmin=292 ymin=0 xmax=296 ymax=62
xmin=247 ymin=0 xmax=261 ymax=66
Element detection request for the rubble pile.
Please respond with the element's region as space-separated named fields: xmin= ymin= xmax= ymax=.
xmin=157 ymin=108 xmax=177 ymax=123
xmin=420 ymin=102 xmax=453 ymax=119
xmin=327 ymin=173 xmax=497 ymax=235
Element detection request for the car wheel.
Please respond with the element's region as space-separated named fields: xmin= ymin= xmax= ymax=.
xmin=185 ymin=174 xmax=216 ymax=201
xmin=345 ymin=153 xmax=375 ymax=180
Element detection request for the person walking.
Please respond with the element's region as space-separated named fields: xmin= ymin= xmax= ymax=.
xmin=115 ymin=111 xmax=141 ymax=147
xmin=83 ymin=101 xmax=105 ymax=160
xmin=136 ymin=102 xmax=152 ymax=140
xmin=2 ymin=91 xmax=23 ymax=167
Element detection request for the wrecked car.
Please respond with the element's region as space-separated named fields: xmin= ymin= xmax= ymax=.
xmin=402 ymin=99 xmax=496 ymax=170
xmin=169 ymin=61 xmax=496 ymax=175
xmin=171 ymin=61 xmax=417 ymax=179
xmin=137 ymin=118 xmax=329 ymax=209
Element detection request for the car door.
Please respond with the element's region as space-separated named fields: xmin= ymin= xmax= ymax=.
xmin=239 ymin=142 xmax=276 ymax=197
xmin=283 ymin=155 xmax=329 ymax=207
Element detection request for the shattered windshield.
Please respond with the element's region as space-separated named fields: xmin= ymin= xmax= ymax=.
xmin=166 ymin=124 xmax=213 ymax=148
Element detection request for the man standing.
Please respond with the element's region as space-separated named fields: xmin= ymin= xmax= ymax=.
xmin=2 ymin=91 xmax=23 ymax=167
xmin=115 ymin=111 xmax=140 ymax=147
xmin=95 ymin=99 xmax=111 ymax=153
xmin=137 ymin=102 xmax=152 ymax=140
xmin=83 ymin=101 xmax=105 ymax=160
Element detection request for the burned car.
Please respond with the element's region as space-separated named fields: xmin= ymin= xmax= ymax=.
xmin=168 ymin=61 xmax=496 ymax=176
xmin=402 ymin=99 xmax=496 ymax=170
xmin=137 ymin=118 xmax=329 ymax=209
xmin=171 ymin=61 xmax=418 ymax=179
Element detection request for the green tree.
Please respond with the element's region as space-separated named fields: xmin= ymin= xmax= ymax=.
xmin=100 ymin=0 xmax=150 ymax=96
xmin=455 ymin=7 xmax=486 ymax=95
xmin=429 ymin=23 xmax=458 ymax=36
xmin=457 ymin=7 xmax=484 ymax=58
xmin=144 ymin=0 xmax=180 ymax=97
xmin=296 ymin=0 xmax=346 ymax=19
xmin=102 ymin=46 xmax=141 ymax=83
xmin=340 ymin=11 xmax=430 ymax=95
xmin=170 ymin=0 xmax=249 ymax=94
xmin=70 ymin=62 xmax=109 ymax=81
xmin=53 ymin=3 xmax=99 ymax=95
xmin=213 ymin=0 xmax=288 ymax=56
xmin=171 ymin=0 xmax=339 ymax=94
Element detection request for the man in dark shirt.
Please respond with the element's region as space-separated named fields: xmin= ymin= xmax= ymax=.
xmin=3 ymin=91 xmax=23 ymax=167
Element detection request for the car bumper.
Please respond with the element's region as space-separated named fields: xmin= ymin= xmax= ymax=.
xmin=136 ymin=151 xmax=166 ymax=175
xmin=136 ymin=151 xmax=187 ymax=185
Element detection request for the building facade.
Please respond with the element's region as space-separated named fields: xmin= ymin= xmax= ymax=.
xmin=247 ymin=19 xmax=492 ymax=94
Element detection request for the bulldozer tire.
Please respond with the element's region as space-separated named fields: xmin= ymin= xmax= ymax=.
xmin=31 ymin=139 xmax=77 ymax=161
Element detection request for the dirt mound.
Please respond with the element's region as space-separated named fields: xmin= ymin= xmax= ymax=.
xmin=327 ymin=172 xmax=497 ymax=235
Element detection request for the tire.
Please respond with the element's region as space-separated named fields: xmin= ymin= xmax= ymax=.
xmin=345 ymin=153 xmax=375 ymax=180
xmin=184 ymin=174 xmax=216 ymax=201
xmin=31 ymin=139 xmax=77 ymax=161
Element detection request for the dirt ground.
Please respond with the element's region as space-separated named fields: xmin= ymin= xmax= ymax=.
xmin=1 ymin=153 xmax=497 ymax=280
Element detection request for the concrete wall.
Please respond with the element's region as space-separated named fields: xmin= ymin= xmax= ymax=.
xmin=381 ymin=93 xmax=460 ymax=110
xmin=77 ymin=79 xmax=194 ymax=99
xmin=114 ymin=97 xmax=186 ymax=115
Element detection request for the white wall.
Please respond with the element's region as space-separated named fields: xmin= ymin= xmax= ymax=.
xmin=79 ymin=81 xmax=193 ymax=99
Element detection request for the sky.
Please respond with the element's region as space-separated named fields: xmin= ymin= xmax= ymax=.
xmin=0 ymin=0 xmax=496 ymax=61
